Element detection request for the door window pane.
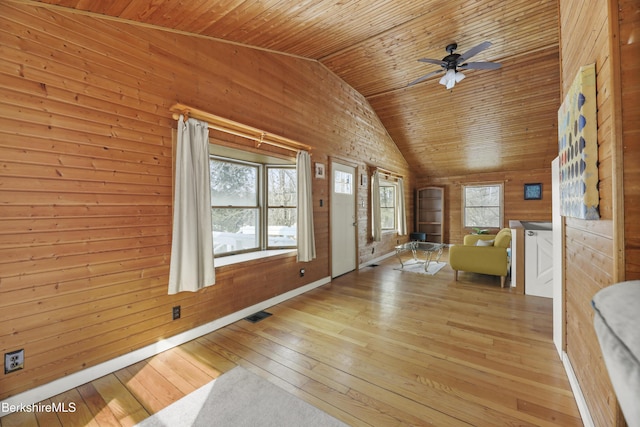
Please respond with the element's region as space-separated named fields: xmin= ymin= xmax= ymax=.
xmin=334 ymin=170 xmax=352 ymax=194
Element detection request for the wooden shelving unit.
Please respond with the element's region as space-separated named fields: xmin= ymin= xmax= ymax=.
xmin=415 ymin=187 xmax=444 ymax=243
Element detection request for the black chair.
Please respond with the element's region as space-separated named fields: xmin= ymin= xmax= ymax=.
xmin=410 ymin=232 xmax=427 ymax=242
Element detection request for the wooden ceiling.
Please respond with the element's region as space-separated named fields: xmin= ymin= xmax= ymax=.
xmin=33 ymin=0 xmax=560 ymax=178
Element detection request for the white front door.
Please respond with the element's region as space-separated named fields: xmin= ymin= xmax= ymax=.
xmin=331 ymin=161 xmax=356 ymax=278
xmin=525 ymin=230 xmax=554 ymax=298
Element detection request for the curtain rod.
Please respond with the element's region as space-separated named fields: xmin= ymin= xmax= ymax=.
xmin=170 ymin=103 xmax=311 ymax=153
xmin=374 ymin=167 xmax=403 ymax=179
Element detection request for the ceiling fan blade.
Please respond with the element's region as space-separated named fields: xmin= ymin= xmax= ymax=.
xmin=459 ymin=61 xmax=502 ymax=70
xmin=408 ymin=69 xmax=444 ymax=86
xmin=418 ymin=58 xmax=445 ymax=66
xmin=458 ymin=41 xmax=493 ymax=62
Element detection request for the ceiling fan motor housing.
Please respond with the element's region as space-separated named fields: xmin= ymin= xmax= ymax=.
xmin=443 ymin=54 xmax=461 ymax=70
xmin=443 ymin=44 xmax=460 ymax=69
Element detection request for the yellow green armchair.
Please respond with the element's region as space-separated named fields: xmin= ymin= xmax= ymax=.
xmin=449 ymin=228 xmax=512 ymax=287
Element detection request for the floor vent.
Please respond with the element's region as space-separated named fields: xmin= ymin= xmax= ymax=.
xmin=244 ymin=311 xmax=272 ymax=323
xmin=369 ymin=264 xmax=379 ymax=267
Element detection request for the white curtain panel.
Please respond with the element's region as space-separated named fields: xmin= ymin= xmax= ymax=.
xmin=168 ymin=115 xmax=215 ymax=295
xmin=296 ymin=151 xmax=316 ymax=262
xmin=371 ymin=170 xmax=382 ymax=242
xmin=397 ymin=178 xmax=407 ymax=235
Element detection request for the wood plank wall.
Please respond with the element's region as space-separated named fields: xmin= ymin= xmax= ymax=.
xmin=0 ymin=2 xmax=411 ymax=400
xmin=620 ymin=0 xmax=640 ymax=281
xmin=558 ymin=0 xmax=630 ymax=425
xmin=419 ymin=168 xmax=552 ymax=244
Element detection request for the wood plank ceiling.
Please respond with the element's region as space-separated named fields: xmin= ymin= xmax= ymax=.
xmin=32 ymin=0 xmax=561 ymax=178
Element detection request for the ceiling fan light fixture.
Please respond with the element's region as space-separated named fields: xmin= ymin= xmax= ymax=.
xmin=439 ymin=69 xmax=465 ymax=89
xmin=439 ymin=69 xmax=455 ymax=86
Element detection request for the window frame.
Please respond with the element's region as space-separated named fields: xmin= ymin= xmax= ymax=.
xmin=379 ymin=181 xmax=397 ymax=231
xmin=376 ymin=177 xmax=402 ymax=233
xmin=210 ymin=156 xmax=262 ymax=257
xmin=462 ymin=182 xmax=504 ymax=230
xmin=210 ymin=154 xmax=297 ymax=258
xmin=266 ymin=164 xmax=297 ymax=250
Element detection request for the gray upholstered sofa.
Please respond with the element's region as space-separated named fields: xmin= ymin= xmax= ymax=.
xmin=592 ymin=280 xmax=640 ymax=427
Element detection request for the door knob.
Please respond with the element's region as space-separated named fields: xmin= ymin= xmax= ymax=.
xmin=527 ymin=231 xmax=534 ymax=236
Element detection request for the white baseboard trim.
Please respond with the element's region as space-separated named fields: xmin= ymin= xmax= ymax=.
xmin=562 ymin=351 xmax=594 ymax=427
xmin=0 ymin=276 xmax=331 ymax=417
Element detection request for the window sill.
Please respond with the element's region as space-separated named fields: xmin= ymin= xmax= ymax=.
xmin=215 ymin=249 xmax=297 ymax=268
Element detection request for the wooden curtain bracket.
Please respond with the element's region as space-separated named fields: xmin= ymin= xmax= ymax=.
xmin=256 ymin=132 xmax=266 ymax=148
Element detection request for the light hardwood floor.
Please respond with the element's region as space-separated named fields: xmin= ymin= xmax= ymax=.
xmin=1 ymin=252 xmax=582 ymax=426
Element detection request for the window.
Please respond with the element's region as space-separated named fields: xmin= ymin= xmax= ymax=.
xmin=267 ymin=166 xmax=297 ymax=248
xmin=210 ymin=158 xmax=260 ymax=255
xmin=463 ymin=183 xmax=503 ymax=229
xmin=379 ymin=184 xmax=396 ymax=230
xmin=210 ymin=156 xmax=296 ymax=256
xmin=334 ymin=170 xmax=352 ymax=194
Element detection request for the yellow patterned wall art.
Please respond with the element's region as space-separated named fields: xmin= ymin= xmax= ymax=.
xmin=557 ymin=63 xmax=599 ymax=220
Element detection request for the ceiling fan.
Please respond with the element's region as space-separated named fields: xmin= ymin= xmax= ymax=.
xmin=408 ymin=41 xmax=501 ymax=89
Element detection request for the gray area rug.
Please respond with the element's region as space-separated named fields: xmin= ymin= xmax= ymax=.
xmin=135 ymin=366 xmax=348 ymax=427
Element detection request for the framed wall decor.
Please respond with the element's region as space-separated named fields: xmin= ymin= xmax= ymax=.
xmin=314 ymin=162 xmax=325 ymax=179
xmin=524 ymin=183 xmax=542 ymax=200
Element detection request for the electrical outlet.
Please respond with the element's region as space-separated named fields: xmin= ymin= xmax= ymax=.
xmin=172 ymin=305 xmax=181 ymax=320
xmin=4 ymin=349 xmax=24 ymax=374
xmin=371 ymin=247 xmax=375 ymax=254
xmin=299 ymin=268 xmax=305 ymax=277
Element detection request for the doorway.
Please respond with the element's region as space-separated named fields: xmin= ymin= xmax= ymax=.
xmin=331 ymin=161 xmax=357 ymax=278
